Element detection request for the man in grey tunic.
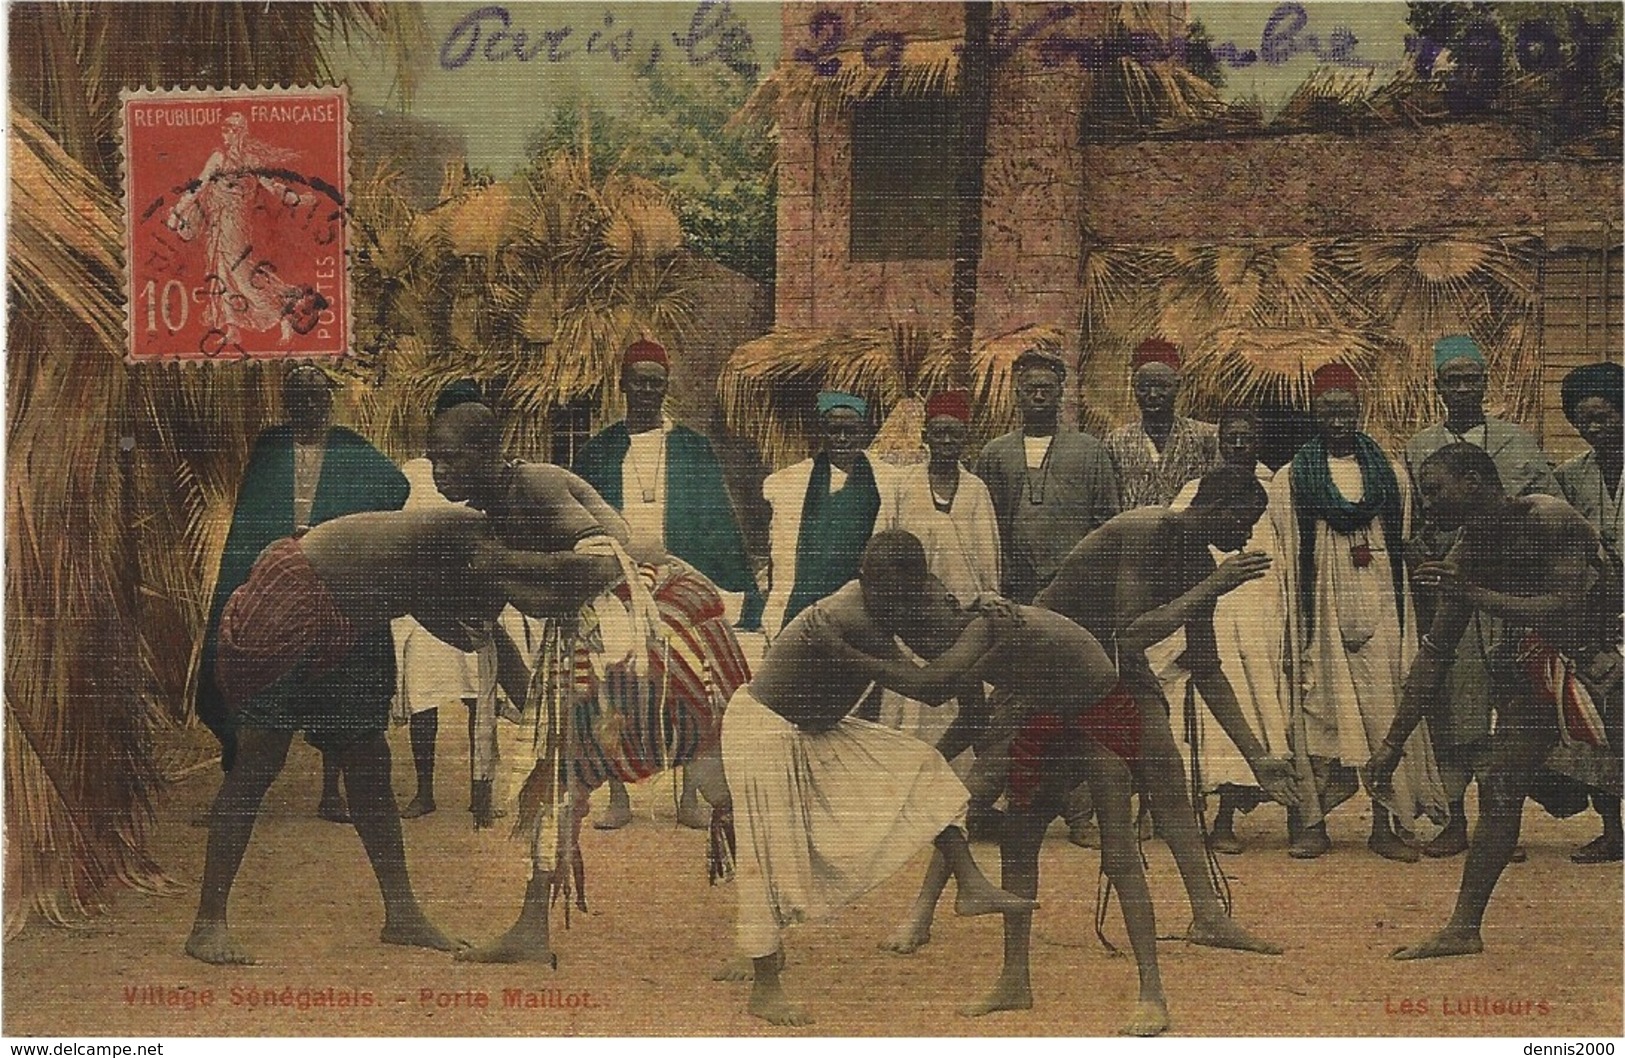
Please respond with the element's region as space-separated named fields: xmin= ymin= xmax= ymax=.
xmin=975 ymin=344 xmax=1120 ymax=842
xmin=975 ymin=345 xmax=1120 ymax=605
xmin=1402 ymin=334 xmax=1560 ymax=857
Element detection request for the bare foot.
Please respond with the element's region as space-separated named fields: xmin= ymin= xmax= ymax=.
xmin=1209 ymin=829 xmax=1243 ymax=855
xmin=1391 ymin=927 xmax=1484 ymax=960
xmin=185 ymin=923 xmax=257 ymax=965
xmin=454 ymin=923 xmax=556 ymax=966
xmin=954 ymin=880 xmax=1039 ymax=917
xmin=713 ymin=949 xmax=780 ymax=982
xmin=1187 ymin=916 xmax=1283 ymax=955
xmin=879 ymin=920 xmax=931 ymax=955
xmin=1067 ymin=822 xmax=1101 ymax=849
xmin=400 ymin=795 xmax=436 ymax=819
xmin=380 ymin=912 xmax=461 ymax=953
xmin=1288 ymin=824 xmax=1330 ymax=859
xmin=1422 ymin=820 xmax=1468 ymax=859
xmin=713 ymin=956 xmax=755 ymax=982
xmin=1119 ymin=997 xmax=1171 ymax=1037
xmin=594 ymin=802 xmax=632 ymax=830
xmin=748 ymin=979 xmax=812 ymax=1026
xmin=316 ymin=799 xmax=351 ymax=824
xmin=959 ymin=974 xmax=1033 ymax=1017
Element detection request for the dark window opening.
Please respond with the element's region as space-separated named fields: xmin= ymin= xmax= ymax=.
xmin=850 ymin=91 xmax=962 ymax=261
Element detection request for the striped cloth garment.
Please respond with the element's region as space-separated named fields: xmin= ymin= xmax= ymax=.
xmin=215 ymin=537 xmax=357 ymax=710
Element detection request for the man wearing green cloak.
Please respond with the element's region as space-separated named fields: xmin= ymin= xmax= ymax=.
xmin=196 ymin=366 xmax=408 ymax=820
xmin=573 ymin=339 xmax=763 ymax=829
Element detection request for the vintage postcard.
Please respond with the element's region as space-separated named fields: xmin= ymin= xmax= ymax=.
xmin=4 ymin=0 xmax=1621 ymax=1047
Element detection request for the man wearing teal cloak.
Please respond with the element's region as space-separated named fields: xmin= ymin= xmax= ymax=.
xmin=196 ymin=366 xmax=409 ymax=820
xmin=573 ymin=339 xmax=763 ymax=828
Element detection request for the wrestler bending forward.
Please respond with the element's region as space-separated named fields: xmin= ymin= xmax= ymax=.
xmin=721 ymin=531 xmax=1036 ymax=1026
xmin=827 ymin=561 xmax=1186 ymax=1035
xmin=187 ymin=506 xmax=544 ymax=965
xmin=879 ymin=467 xmax=1299 ymax=969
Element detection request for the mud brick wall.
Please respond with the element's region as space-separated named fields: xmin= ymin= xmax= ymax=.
xmin=1083 ymin=122 xmax=1623 ymax=241
xmin=775 ymin=2 xmax=959 ymax=331
xmin=775 ymin=2 xmax=1092 ymax=340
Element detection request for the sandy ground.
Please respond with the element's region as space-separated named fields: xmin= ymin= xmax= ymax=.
xmin=5 ymin=710 xmax=1621 ymax=1039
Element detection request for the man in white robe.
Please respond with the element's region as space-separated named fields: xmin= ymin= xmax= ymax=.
xmin=1163 ymin=409 xmax=1291 ymax=853
xmin=885 ymin=389 xmax=1000 ymax=748
xmin=723 ymin=532 xmax=1034 ymax=1026
xmin=1268 ymin=364 xmax=1448 ymax=861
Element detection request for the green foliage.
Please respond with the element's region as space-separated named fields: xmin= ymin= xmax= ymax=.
xmin=1404 ymin=1 xmax=1621 ymax=150
xmin=1182 ymin=19 xmax=1226 ymax=90
xmin=526 ymin=12 xmax=775 ymax=286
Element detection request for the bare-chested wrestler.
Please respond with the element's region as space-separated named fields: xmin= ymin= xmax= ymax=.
xmin=186 ymin=505 xmax=557 ymax=965
xmin=878 ymin=467 xmax=1297 ymax=964
xmin=428 ymin=402 xmax=749 ymax=967
xmin=1031 ymin=465 xmax=1298 ymax=951
xmin=827 ymin=559 xmax=1190 ymax=1035
xmin=1365 ymin=443 xmax=1621 ymax=960
xmin=721 ymin=531 xmax=1036 ymax=1025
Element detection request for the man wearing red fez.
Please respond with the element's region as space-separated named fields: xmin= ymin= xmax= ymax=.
xmin=890 ymin=391 xmax=1000 ymax=606
xmin=1401 ymin=334 xmax=1560 ymax=860
xmin=1106 ymin=337 xmax=1221 ymax=510
xmin=573 ymin=337 xmax=764 ymax=829
xmin=879 ymin=390 xmax=1001 ymax=752
xmin=1266 ymin=363 xmax=1448 ymax=861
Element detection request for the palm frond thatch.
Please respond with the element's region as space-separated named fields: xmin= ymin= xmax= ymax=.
xmin=721 ymin=323 xmax=1070 ymax=469
xmin=1080 ymin=233 xmax=1542 ymax=446
xmin=5 ymin=2 xmax=420 ymax=935
xmin=7 ymin=104 xmax=123 ymax=351
xmin=741 ymin=36 xmax=961 ymax=131
xmin=342 ymin=148 xmax=697 ymax=466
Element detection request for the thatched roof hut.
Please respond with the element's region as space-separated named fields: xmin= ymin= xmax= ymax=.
xmin=4 ymin=1 xmax=702 ymax=935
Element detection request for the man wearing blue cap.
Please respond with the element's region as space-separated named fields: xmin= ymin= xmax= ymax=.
xmin=760 ymin=390 xmax=896 ymax=639
xmin=1403 ymin=334 xmax=1560 ymax=858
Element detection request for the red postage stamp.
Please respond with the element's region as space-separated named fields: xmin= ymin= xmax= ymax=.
xmin=120 ymin=85 xmax=350 ymax=362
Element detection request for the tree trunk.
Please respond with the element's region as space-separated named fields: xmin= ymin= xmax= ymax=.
xmin=950 ymin=1 xmax=993 ymax=392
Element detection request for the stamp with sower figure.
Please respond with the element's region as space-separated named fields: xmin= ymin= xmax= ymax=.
xmin=120 ymin=85 xmax=350 ymax=362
